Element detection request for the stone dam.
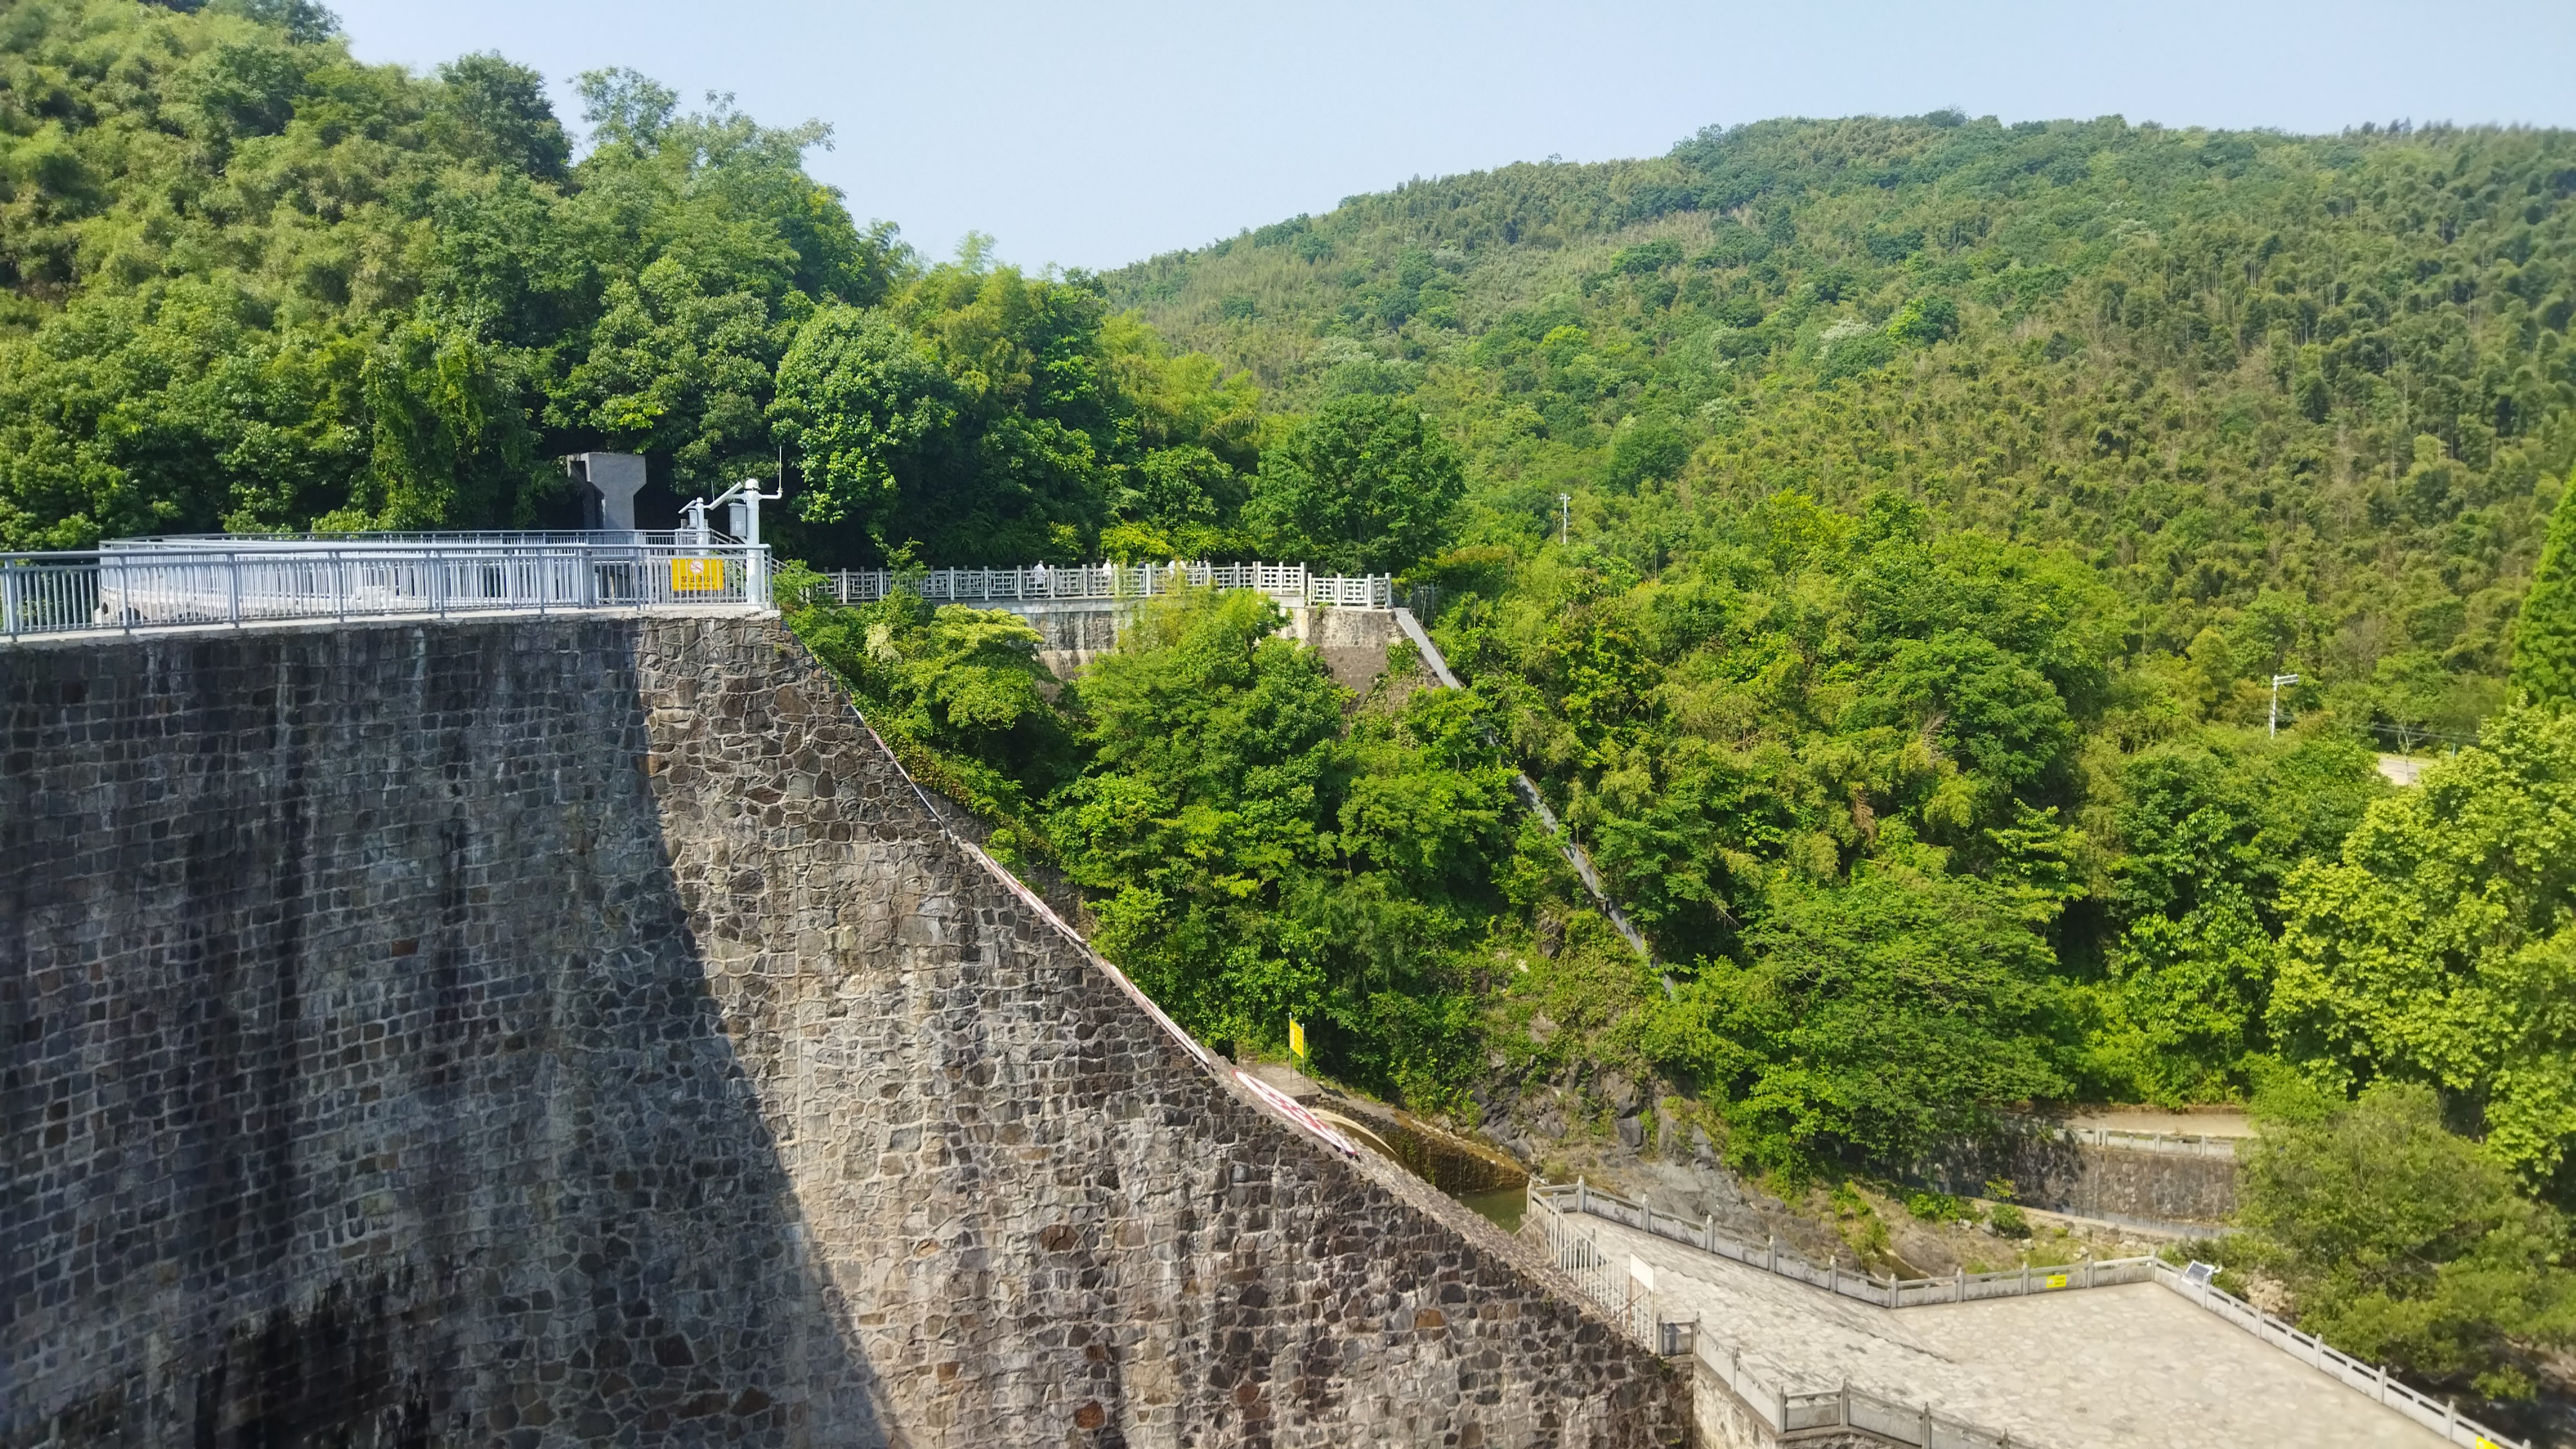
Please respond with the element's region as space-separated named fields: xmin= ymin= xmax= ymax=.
xmin=1 ymin=616 xmax=1683 ymax=1447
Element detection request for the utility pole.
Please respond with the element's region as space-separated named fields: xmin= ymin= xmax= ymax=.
xmin=2270 ymin=674 xmax=2300 ymax=738
xmin=1559 ymin=493 xmax=1571 ymax=547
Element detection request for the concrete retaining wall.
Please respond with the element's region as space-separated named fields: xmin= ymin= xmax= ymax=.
xmin=1921 ymin=1135 xmax=2239 ymax=1230
xmin=1 ymin=617 xmax=1680 ymax=1448
xmin=1006 ymin=602 xmax=1398 ymax=693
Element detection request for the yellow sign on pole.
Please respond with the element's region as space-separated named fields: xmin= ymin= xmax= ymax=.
xmin=1288 ymin=1018 xmax=1306 ymax=1061
xmin=670 ymin=558 xmax=727 ymax=592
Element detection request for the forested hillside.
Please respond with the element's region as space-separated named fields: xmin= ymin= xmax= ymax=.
xmin=10 ymin=1 xmax=2576 ymax=1415
xmin=1087 ymin=113 xmax=2576 ymax=1408
xmin=1112 ymin=116 xmax=2576 ymax=746
xmin=0 ymin=0 xmax=1259 ymax=565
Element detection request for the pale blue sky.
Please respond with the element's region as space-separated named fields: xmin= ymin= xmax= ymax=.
xmin=328 ymin=0 xmax=2576 ymax=274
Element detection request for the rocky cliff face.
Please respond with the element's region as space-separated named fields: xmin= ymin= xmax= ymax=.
xmin=1 ymin=616 xmax=1680 ymax=1448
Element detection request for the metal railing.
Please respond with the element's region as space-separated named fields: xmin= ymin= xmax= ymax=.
xmin=1531 ymin=1180 xmax=2528 ymax=1449
xmin=822 ymin=561 xmax=1393 ymax=610
xmin=2051 ymin=1124 xmax=2242 ymax=1159
xmin=106 ymin=529 xmax=696 ymax=548
xmin=1 ymin=540 xmax=770 ymax=641
xmin=1530 ymin=1180 xmax=2159 ymax=1309
xmin=1533 ymin=1197 xmax=1656 ymax=1347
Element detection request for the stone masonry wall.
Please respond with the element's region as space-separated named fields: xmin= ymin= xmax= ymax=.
xmin=2 ymin=616 xmax=1680 ymax=1448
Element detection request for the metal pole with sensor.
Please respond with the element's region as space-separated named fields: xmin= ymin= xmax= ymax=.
xmin=2270 ymin=674 xmax=2300 ymax=737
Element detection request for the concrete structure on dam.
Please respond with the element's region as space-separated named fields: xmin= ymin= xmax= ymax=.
xmin=810 ymin=563 xmax=1406 ymax=690
xmin=1 ymin=610 xmax=1683 ymax=1447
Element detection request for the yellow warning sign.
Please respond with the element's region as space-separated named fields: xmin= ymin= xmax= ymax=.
xmin=2044 ymin=1274 xmax=2069 ymax=1289
xmin=1288 ymin=1018 xmax=1307 ymax=1061
xmin=670 ymin=558 xmax=726 ymax=592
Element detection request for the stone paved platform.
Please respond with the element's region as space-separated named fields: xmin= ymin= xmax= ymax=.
xmin=1572 ymin=1215 xmax=2450 ymax=1449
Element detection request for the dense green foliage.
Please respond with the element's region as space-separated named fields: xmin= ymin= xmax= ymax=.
xmin=1115 ymin=115 xmax=2576 ymax=745
xmin=779 ymin=564 xmax=1076 ymax=846
xmin=2272 ymin=707 xmax=2576 ymax=1191
xmin=766 ymin=264 xmax=1271 ymax=565
xmin=792 ymin=582 xmax=1527 ymax=1107
xmin=2515 ymin=477 xmax=2576 ymax=704
xmin=1047 ymin=591 xmax=1528 ymax=1104
xmin=1241 ymin=393 xmax=1464 ymax=573
xmin=1101 ymin=113 xmax=2576 ymax=1141
xmin=1097 ymin=113 xmax=2576 ymax=1395
xmin=1396 ymin=485 xmax=2406 ymax=1164
xmin=0 ymin=0 xmax=1295 ymax=572
xmin=2238 ymin=1079 xmax=2576 ymax=1399
xmin=0 ymin=1 xmax=898 ymax=542
xmin=1651 ymin=866 xmax=2066 ymax=1173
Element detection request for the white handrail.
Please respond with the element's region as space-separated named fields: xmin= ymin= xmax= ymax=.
xmin=2156 ymin=1271 xmax=2526 ymax=1449
xmin=1 ymin=539 xmax=772 ymax=642
xmin=104 ymin=529 xmax=699 ymax=549
xmin=821 ymin=561 xmax=1393 ymax=609
xmin=2048 ymin=1124 xmax=2243 ymax=1159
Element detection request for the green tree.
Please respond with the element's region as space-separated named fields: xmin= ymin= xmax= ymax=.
xmin=1113 ymin=114 xmax=2576 ymax=797
xmin=2083 ymin=737 xmax=2384 ymax=1102
xmin=768 ymin=306 xmax=957 ymax=538
xmin=0 ymin=4 xmax=899 ymax=544
xmin=2093 ymin=894 xmax=2275 ymax=1103
xmin=1844 ymin=630 xmax=2075 ymax=804
xmin=2271 ymin=707 xmax=2576 ymax=1189
xmin=775 ymin=258 xmax=1187 ymax=564
xmin=207 ymin=0 xmax=340 ymax=44
xmin=1647 ymin=865 xmax=2067 ymax=1173
xmin=554 ymin=255 xmax=792 ymax=487
xmin=553 ymin=77 xmax=881 ymax=496
xmin=1247 ymin=395 xmax=1463 ymax=573
xmin=2512 ymin=474 xmax=2576 ymax=706
xmin=1048 ymin=589 xmax=1349 ymax=1041
xmin=351 ymin=316 xmax=543 ymax=528
xmin=432 ymin=52 xmax=569 ymax=180
xmin=1028 ymin=589 xmax=1517 ymax=1104
xmin=1606 ymin=412 xmax=1691 ymax=490
xmin=2239 ymin=1081 xmax=2576 ymax=1398
xmin=785 ymin=582 xmax=1075 ymax=834
xmin=1309 ymin=683 xmax=1519 ymax=1101
xmin=1105 ymin=444 xmax=1244 ymax=560
xmin=1884 ymin=294 xmax=1958 ymax=345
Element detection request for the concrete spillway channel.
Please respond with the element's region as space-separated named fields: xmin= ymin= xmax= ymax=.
xmin=1388 ymin=609 xmax=1667 ymax=989
xmin=1236 ymin=1063 xmax=1532 ymax=1233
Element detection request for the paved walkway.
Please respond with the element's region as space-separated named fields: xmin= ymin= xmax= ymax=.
xmin=1574 ymin=1215 xmax=2449 ymax=1449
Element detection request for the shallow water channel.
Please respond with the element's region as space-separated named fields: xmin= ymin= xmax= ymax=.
xmin=1311 ymin=1099 xmax=1530 ymax=1233
xmin=1452 ymin=1184 xmax=1526 ymax=1233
